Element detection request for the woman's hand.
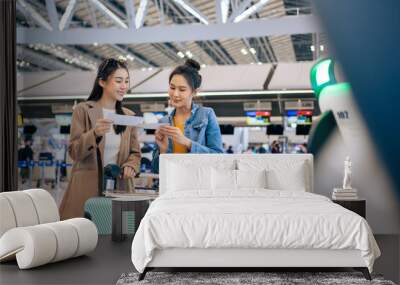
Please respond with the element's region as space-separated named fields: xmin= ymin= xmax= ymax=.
xmin=159 ymin=126 xmax=192 ymax=150
xmin=122 ymin=166 xmax=135 ymax=179
xmin=155 ymin=127 xmax=169 ymax=153
xmin=94 ymin=118 xmax=113 ymax=137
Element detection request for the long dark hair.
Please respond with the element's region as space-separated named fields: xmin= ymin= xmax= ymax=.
xmin=169 ymin=59 xmax=202 ymax=90
xmin=87 ymin=58 xmax=129 ymax=134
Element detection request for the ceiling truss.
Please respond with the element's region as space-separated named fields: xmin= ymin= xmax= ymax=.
xmin=16 ymin=0 xmax=325 ymax=72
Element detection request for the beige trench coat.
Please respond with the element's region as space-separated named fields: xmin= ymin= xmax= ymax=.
xmin=59 ymin=101 xmax=141 ymax=219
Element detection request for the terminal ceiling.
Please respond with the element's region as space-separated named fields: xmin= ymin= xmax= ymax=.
xmin=16 ymin=0 xmax=329 ymax=72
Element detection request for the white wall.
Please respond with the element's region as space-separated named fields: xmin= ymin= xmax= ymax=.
xmin=128 ymin=64 xmax=273 ymax=93
xmin=17 ymin=64 xmax=274 ymax=99
xmin=17 ymin=69 xmax=157 ymax=98
xmin=268 ymin=61 xmax=347 ymax=90
xmin=269 ymin=62 xmax=316 ymax=89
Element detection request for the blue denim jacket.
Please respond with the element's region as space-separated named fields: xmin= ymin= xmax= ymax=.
xmin=151 ymin=103 xmax=223 ymax=173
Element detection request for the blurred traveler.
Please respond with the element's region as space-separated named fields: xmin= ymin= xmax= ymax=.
xmin=18 ymin=137 xmax=34 ymax=184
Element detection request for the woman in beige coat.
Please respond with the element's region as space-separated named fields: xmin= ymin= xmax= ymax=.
xmin=60 ymin=58 xmax=141 ymax=219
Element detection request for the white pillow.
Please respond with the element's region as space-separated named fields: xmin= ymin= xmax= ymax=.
xmin=237 ymin=159 xmax=310 ymax=192
xmin=211 ymin=168 xmax=237 ymax=191
xmin=167 ymin=162 xmax=211 ymax=191
xmin=236 ymin=169 xmax=267 ymax=189
xmin=266 ymin=162 xmax=307 ymax=191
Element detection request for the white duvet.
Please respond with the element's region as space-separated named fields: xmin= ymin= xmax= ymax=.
xmin=131 ymin=190 xmax=380 ymax=273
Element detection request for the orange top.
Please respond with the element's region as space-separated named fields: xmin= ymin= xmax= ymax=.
xmin=172 ymin=117 xmax=188 ymax=153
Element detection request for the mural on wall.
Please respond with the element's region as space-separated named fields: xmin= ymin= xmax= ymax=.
xmin=308 ymin=58 xmax=400 ymax=234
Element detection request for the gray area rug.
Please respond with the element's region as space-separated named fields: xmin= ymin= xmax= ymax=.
xmin=116 ymin=272 xmax=396 ymax=285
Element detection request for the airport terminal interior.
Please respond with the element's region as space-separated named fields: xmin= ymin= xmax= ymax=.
xmin=0 ymin=0 xmax=399 ymax=284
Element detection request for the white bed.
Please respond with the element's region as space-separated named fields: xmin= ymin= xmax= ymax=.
xmin=131 ymin=154 xmax=380 ymax=280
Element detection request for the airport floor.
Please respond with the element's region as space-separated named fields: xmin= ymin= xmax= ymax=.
xmin=9 ymin=180 xmax=400 ymax=285
xmin=1 ymin=234 xmax=399 ymax=285
xmin=0 ymin=236 xmax=134 ymax=285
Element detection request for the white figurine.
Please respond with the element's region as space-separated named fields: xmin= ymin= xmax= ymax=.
xmin=342 ymin=156 xmax=352 ymax=190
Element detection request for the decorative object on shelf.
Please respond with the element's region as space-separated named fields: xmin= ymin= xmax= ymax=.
xmin=332 ymin=188 xmax=358 ymax=200
xmin=343 ymin=156 xmax=352 ymax=190
xmin=105 ymin=192 xmax=158 ymax=198
xmin=332 ymin=156 xmax=358 ymax=200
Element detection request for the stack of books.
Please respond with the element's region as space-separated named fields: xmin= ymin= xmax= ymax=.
xmin=332 ymin=188 xmax=358 ymax=200
xmin=135 ymin=188 xmax=158 ymax=195
xmin=104 ymin=191 xmax=158 ymax=198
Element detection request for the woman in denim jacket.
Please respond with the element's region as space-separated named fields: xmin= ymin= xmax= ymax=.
xmin=152 ymin=59 xmax=223 ymax=173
